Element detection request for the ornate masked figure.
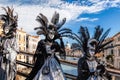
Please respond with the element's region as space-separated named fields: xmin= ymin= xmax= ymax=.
xmin=0 ymin=7 xmax=19 ymax=80
xmin=68 ymin=26 xmax=113 ymax=80
xmin=26 ymin=12 xmax=71 ymax=80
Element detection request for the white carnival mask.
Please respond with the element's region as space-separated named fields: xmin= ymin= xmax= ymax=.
xmin=48 ymin=30 xmax=55 ymax=40
xmin=87 ymin=39 xmax=97 ymax=57
xmin=4 ymin=27 xmax=10 ymax=34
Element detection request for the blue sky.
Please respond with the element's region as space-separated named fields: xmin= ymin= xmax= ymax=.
xmin=65 ymin=7 xmax=120 ymax=37
xmin=0 ymin=0 xmax=120 ymax=44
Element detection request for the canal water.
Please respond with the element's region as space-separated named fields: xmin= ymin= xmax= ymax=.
xmin=62 ymin=64 xmax=77 ymax=76
xmin=61 ymin=56 xmax=120 ymax=80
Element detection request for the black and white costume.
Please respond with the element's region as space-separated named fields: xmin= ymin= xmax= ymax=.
xmin=0 ymin=7 xmax=19 ymax=80
xmin=26 ymin=12 xmax=71 ymax=80
xmin=69 ymin=26 xmax=113 ymax=80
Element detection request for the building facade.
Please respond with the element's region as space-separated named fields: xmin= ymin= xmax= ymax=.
xmin=26 ymin=34 xmax=39 ymax=53
xmin=16 ymin=28 xmax=27 ymax=51
xmin=16 ymin=28 xmax=27 ymax=67
xmin=15 ymin=28 xmax=40 ymax=79
xmin=26 ymin=34 xmax=39 ymax=64
xmin=16 ymin=28 xmax=40 ymax=70
xmin=65 ymin=42 xmax=82 ymax=57
xmin=112 ymin=32 xmax=120 ymax=69
xmin=104 ymin=32 xmax=120 ymax=69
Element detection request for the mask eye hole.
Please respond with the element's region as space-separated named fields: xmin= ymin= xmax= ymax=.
xmin=90 ymin=49 xmax=95 ymax=52
xmin=48 ymin=30 xmax=55 ymax=35
xmin=4 ymin=27 xmax=10 ymax=33
xmin=50 ymin=32 xmax=54 ymax=35
xmin=90 ymin=42 xmax=97 ymax=47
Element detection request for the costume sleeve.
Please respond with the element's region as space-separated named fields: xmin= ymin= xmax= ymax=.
xmin=77 ymin=57 xmax=89 ymax=80
xmin=12 ymin=38 xmax=19 ymax=53
xmin=2 ymin=39 xmax=10 ymax=54
xmin=0 ymin=37 xmax=3 ymax=52
xmin=97 ymin=64 xmax=105 ymax=74
xmin=77 ymin=58 xmax=84 ymax=79
xmin=33 ymin=40 xmax=45 ymax=61
xmin=59 ymin=38 xmax=66 ymax=59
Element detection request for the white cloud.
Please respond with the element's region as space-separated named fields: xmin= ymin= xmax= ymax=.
xmin=76 ymin=17 xmax=98 ymax=22
xmin=89 ymin=0 xmax=120 ymax=8
xmin=0 ymin=0 xmax=120 ymax=34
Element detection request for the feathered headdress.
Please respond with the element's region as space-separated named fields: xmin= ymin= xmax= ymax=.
xmin=34 ymin=12 xmax=72 ymax=59
xmin=68 ymin=26 xmax=113 ymax=57
xmin=0 ymin=6 xmax=18 ymax=33
xmin=34 ymin=11 xmax=72 ymax=40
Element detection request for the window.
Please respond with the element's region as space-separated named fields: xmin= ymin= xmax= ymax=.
xmin=24 ymin=55 xmax=26 ymax=59
xmin=119 ymin=62 xmax=120 ymax=69
xmin=24 ymin=47 xmax=26 ymax=51
xmin=118 ymin=36 xmax=120 ymax=41
xmin=24 ymin=35 xmax=26 ymax=41
xmin=111 ymin=49 xmax=113 ymax=55
xmin=19 ymin=35 xmax=21 ymax=41
xmin=26 ymin=56 xmax=29 ymax=63
xmin=111 ymin=44 xmax=113 ymax=46
xmin=19 ymin=47 xmax=21 ymax=51
xmin=118 ymin=49 xmax=120 ymax=56
xmin=19 ymin=55 xmax=21 ymax=59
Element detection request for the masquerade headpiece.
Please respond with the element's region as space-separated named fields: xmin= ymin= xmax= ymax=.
xmin=34 ymin=12 xmax=72 ymax=40
xmin=0 ymin=6 xmax=18 ymax=34
xmin=69 ymin=26 xmax=113 ymax=57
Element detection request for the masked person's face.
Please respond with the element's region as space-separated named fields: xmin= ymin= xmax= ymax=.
xmin=89 ymin=48 xmax=95 ymax=57
xmin=87 ymin=39 xmax=97 ymax=57
xmin=48 ymin=30 xmax=55 ymax=40
xmin=4 ymin=27 xmax=10 ymax=34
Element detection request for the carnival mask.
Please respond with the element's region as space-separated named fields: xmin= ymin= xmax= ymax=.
xmin=48 ymin=30 xmax=55 ymax=40
xmin=4 ymin=27 xmax=10 ymax=35
xmin=87 ymin=39 xmax=97 ymax=57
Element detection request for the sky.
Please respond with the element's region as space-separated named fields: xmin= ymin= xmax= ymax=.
xmin=0 ymin=0 xmax=120 ymax=44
